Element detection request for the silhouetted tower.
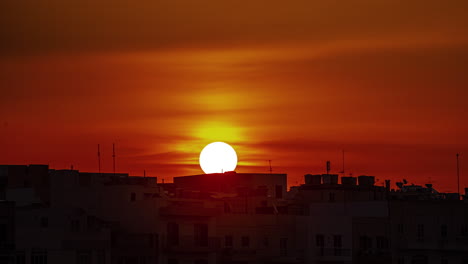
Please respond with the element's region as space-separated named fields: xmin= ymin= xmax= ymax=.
xmin=339 ymin=150 xmax=345 ymax=174
xmin=112 ymin=143 xmax=116 ymax=176
xmin=97 ymin=144 xmax=101 ymax=173
xmin=326 ymin=161 xmax=331 ymax=175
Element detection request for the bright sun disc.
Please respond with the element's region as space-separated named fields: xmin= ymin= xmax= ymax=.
xmin=199 ymin=142 xmax=237 ymax=174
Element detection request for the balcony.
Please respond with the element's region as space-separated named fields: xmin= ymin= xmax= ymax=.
xmin=164 ymin=236 xmax=220 ymax=253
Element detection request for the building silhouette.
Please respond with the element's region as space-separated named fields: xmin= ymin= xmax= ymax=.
xmin=0 ymin=164 xmax=467 ymax=264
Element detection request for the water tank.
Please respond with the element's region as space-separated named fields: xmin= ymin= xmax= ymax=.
xmin=304 ymin=174 xmax=321 ymax=185
xmin=358 ymin=176 xmax=375 ymax=186
xmin=322 ymin=174 xmax=338 ymax=185
xmin=341 ymin=177 xmax=357 ymax=186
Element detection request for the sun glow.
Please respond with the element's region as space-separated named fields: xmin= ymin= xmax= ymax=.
xmin=199 ymin=142 xmax=238 ymax=174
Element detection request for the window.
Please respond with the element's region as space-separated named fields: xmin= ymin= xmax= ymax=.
xmin=441 ymin=258 xmax=448 ymax=264
xmin=441 ymin=224 xmax=447 ymax=238
xmin=16 ymin=252 xmax=26 ymax=264
xmin=40 ymin=217 xmax=48 ymax=228
xmin=225 ymin=235 xmax=233 ymax=247
xmin=411 ymin=255 xmax=428 ymax=264
xmin=194 ymin=260 xmax=208 ymax=264
xmin=376 ymin=236 xmax=389 ymax=249
xmin=417 ymin=224 xmax=425 ymax=241
xmin=194 ymin=224 xmax=208 ymax=247
xmin=398 ymin=257 xmax=405 ymax=264
xmin=76 ymin=250 xmax=92 ymax=264
xmin=97 ymin=250 xmax=106 ymax=264
xmin=329 ymin=192 xmax=336 ymax=202
xmin=333 ymin=235 xmax=342 ymax=256
xmin=397 ymin=223 xmax=404 ymax=234
xmin=280 ymin=238 xmax=288 ymax=256
xmin=275 ymin=185 xmax=283 ymax=199
xmin=167 ymin=222 xmax=179 ymax=246
xmin=462 ymin=224 xmax=468 ymax=236
xmin=316 ymin=234 xmax=325 ymax=256
xmin=0 ymin=224 xmax=6 ymax=244
xmin=316 ymin=234 xmax=324 ymax=248
xmin=241 ymin=236 xmax=250 ymax=247
xmin=71 ymin=220 xmax=80 ymax=232
xmin=31 ymin=251 xmax=47 ymax=264
xmin=359 ymin=236 xmax=372 ymax=250
xmin=130 ymin=192 xmax=136 ymax=202
xmin=168 ymin=259 xmax=178 ymax=264
xmin=333 ymin=235 xmax=342 ymax=248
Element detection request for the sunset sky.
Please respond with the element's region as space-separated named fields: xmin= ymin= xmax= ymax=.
xmin=1 ymin=0 xmax=467 ymax=191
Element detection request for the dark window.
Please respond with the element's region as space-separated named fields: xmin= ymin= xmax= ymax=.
xmin=225 ymin=235 xmax=233 ymax=247
xmin=417 ymin=224 xmax=424 ymax=240
xmin=280 ymin=238 xmax=288 ymax=256
xmin=71 ymin=220 xmax=80 ymax=232
xmin=31 ymin=251 xmax=47 ymax=264
xmin=333 ymin=235 xmax=342 ymax=248
xmin=194 ymin=260 xmax=208 ymax=264
xmin=16 ymin=252 xmax=26 ymax=264
xmin=397 ymin=223 xmax=404 ymax=234
xmin=462 ymin=224 xmax=468 ymax=236
xmin=76 ymin=250 xmax=91 ymax=264
xmin=398 ymin=257 xmax=405 ymax=264
xmin=441 ymin=224 xmax=447 ymax=238
xmin=194 ymin=224 xmax=208 ymax=247
xmin=97 ymin=250 xmax=106 ymax=264
xmin=168 ymin=259 xmax=178 ymax=264
xmin=329 ymin=192 xmax=336 ymax=202
xmin=130 ymin=192 xmax=136 ymax=202
xmin=376 ymin=236 xmax=389 ymax=249
xmin=0 ymin=224 xmax=6 ymax=244
xmin=241 ymin=236 xmax=250 ymax=247
xmin=40 ymin=217 xmax=48 ymax=228
xmin=275 ymin=185 xmax=283 ymax=199
xmin=167 ymin=222 xmax=179 ymax=246
xmin=411 ymin=255 xmax=428 ymax=264
xmin=333 ymin=235 xmax=342 ymax=256
xmin=316 ymin=234 xmax=324 ymax=247
xmin=441 ymin=259 xmax=448 ymax=264
xmin=359 ymin=236 xmax=372 ymax=250
xmin=149 ymin=234 xmax=154 ymax=248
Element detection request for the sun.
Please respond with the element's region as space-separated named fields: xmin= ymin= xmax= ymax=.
xmin=199 ymin=142 xmax=238 ymax=174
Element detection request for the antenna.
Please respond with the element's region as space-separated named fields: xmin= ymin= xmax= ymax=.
xmin=339 ymin=150 xmax=345 ymax=174
xmin=457 ymin=153 xmax=460 ymax=198
xmin=326 ymin=161 xmax=331 ymax=175
xmin=268 ymin=160 xmax=272 ymax=174
xmin=144 ymin=170 xmax=146 ymax=178
xmin=342 ymin=150 xmax=345 ymax=174
xmin=112 ymin=143 xmax=116 ymax=176
xmin=97 ymin=144 xmax=101 ymax=173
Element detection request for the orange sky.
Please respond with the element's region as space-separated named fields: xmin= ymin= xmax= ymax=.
xmin=1 ymin=0 xmax=468 ymax=191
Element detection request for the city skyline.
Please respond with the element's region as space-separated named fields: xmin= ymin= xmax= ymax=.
xmin=1 ymin=0 xmax=468 ymax=192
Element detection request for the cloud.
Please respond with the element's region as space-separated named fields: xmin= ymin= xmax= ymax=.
xmin=1 ymin=0 xmax=468 ymax=55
